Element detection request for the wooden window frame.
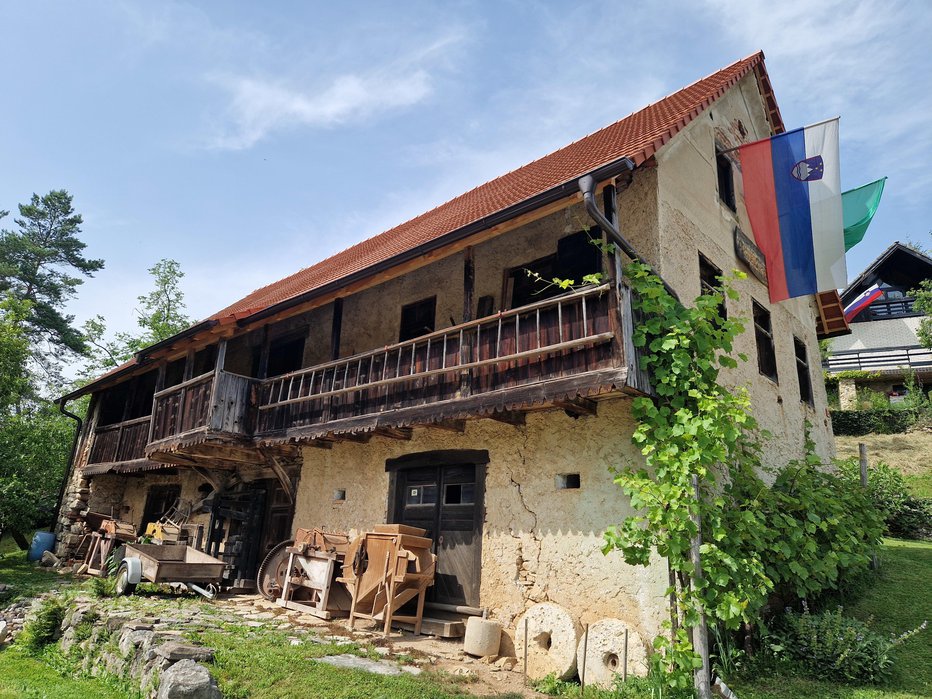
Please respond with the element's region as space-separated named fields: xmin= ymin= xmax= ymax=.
xmin=717 ymin=150 xmax=737 ymax=212
xmin=753 ymin=300 xmax=778 ymax=383
xmin=794 ymin=336 xmax=813 ymax=406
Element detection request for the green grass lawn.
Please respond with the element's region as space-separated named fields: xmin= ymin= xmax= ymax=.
xmin=733 ymin=538 xmax=932 ymax=699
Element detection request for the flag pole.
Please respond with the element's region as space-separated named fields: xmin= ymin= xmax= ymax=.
xmin=718 ymin=116 xmax=840 ymax=156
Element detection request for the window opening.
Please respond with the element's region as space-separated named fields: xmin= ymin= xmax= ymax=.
xmin=399 ymin=297 xmax=436 ymax=342
xmin=508 ymin=230 xmax=602 ymax=309
xmin=717 ymin=151 xmax=736 ymax=211
xmin=192 ymin=345 xmax=217 ymax=376
xmin=405 ymin=484 xmax=438 ymax=507
xmin=267 ymin=335 xmax=306 ymax=377
xmin=556 ymin=473 xmax=581 ymax=490
xmin=794 ymin=336 xmax=813 ymax=405
xmin=164 ymin=357 xmax=185 ymax=388
xmin=753 ymin=300 xmax=778 ymax=382
xmin=444 ymin=483 xmax=476 ymax=505
xmin=699 ymin=252 xmax=727 ymax=320
xmin=126 ymin=370 xmax=158 ymax=420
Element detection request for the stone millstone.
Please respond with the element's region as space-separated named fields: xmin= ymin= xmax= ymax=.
xmin=463 ymin=617 xmax=502 ymax=657
xmin=514 ymin=603 xmax=580 ymax=681
xmin=576 ymin=619 xmax=647 ymax=687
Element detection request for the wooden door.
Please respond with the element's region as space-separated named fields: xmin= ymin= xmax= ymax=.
xmin=392 ymin=463 xmax=484 ymax=606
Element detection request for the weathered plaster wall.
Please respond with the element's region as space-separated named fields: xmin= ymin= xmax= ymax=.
xmin=292 ymin=399 xmax=669 ymax=649
xmin=651 ymin=72 xmax=835 ymax=469
xmin=117 ymin=471 xmax=213 ymax=533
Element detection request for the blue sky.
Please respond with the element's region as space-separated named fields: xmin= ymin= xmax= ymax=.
xmin=1 ymin=1 xmax=929 ymax=343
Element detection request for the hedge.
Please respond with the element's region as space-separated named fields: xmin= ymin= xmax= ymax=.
xmin=830 ymin=409 xmax=918 ymax=436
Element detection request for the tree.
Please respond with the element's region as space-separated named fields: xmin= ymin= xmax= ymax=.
xmin=0 ymin=190 xmax=104 ymax=357
xmin=82 ymin=258 xmax=190 ymax=375
xmin=913 ymin=278 xmax=932 ymax=349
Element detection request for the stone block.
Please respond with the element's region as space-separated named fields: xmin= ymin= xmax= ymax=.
xmin=156 ymin=659 xmax=221 ymax=699
xmin=155 ymin=641 xmax=214 ymax=662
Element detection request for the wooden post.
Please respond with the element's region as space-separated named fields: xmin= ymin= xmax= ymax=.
xmin=690 ymin=474 xmax=713 ymax=699
xmin=330 ymin=298 xmax=343 ymax=361
xmin=461 ymin=248 xmax=475 ymax=397
xmin=859 ymin=443 xmax=879 ymax=569
xmin=523 ymin=616 xmax=529 ymax=686
xmin=580 ymin=623 xmax=589 ymax=694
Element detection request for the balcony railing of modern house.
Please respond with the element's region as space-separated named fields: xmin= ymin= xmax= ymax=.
xmin=825 ymin=345 xmax=932 ymax=373
xmin=88 ymin=282 xmax=645 ymax=463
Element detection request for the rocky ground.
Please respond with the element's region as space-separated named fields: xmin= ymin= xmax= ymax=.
xmin=1 ymin=583 xmax=535 ymax=698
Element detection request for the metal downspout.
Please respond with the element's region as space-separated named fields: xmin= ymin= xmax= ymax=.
xmin=54 ymin=398 xmax=84 ymax=537
xmin=578 ymin=172 xmax=680 ymax=301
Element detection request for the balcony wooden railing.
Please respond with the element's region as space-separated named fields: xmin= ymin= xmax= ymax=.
xmin=850 ymin=298 xmax=917 ymax=322
xmin=88 ymin=416 xmax=150 ymax=464
xmin=255 ymin=283 xmax=622 ymax=435
xmin=148 ymin=370 xmax=257 ymax=444
xmin=825 ymin=345 xmax=932 ymax=373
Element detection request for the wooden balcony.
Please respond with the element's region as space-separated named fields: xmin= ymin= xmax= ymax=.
xmin=87 ymin=416 xmax=151 ymax=465
xmin=146 ymin=370 xmax=257 ymax=454
xmin=254 ymin=283 xmax=646 ymax=442
xmin=88 ymin=282 xmax=645 ymax=471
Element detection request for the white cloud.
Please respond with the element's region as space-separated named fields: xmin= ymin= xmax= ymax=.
xmin=205 ymin=31 xmax=466 ymax=150
xmin=207 ymin=69 xmax=432 ymax=150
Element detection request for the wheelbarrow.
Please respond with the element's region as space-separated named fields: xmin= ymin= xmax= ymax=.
xmin=115 ymin=543 xmax=226 ymax=599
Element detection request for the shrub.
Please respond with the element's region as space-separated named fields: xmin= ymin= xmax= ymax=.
xmin=18 ymin=597 xmax=65 ymax=653
xmin=769 ymin=606 xmax=927 ymax=683
xmin=889 ymin=496 xmax=932 ymax=540
xmin=723 ymin=456 xmax=885 ymax=602
xmin=831 ymin=409 xmax=917 ymax=436
xmin=836 ymin=458 xmax=932 ymax=539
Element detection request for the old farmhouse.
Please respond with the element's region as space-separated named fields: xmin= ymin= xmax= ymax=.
xmin=54 ymin=52 xmax=834 ymax=662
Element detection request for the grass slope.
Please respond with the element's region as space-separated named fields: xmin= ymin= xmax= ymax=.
xmin=733 ymin=538 xmax=932 ymax=699
xmin=835 ymin=433 xmax=932 ymax=497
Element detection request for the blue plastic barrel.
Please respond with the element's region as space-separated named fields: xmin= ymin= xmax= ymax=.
xmin=26 ymin=531 xmax=56 ymax=562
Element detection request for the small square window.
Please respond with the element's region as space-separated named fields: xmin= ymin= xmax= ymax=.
xmin=444 ymin=483 xmax=476 ymax=505
xmin=333 ymin=488 xmax=346 ymax=502
xmin=794 ymin=336 xmax=813 ymax=406
xmin=556 ymin=473 xmax=581 ymax=490
xmin=717 ymin=151 xmax=736 ymax=212
xmin=405 ymin=484 xmax=438 ymax=506
xmin=753 ymin=301 xmax=778 ymax=382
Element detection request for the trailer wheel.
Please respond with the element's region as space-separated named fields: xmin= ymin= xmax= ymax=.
xmin=115 ymin=561 xmax=138 ymax=596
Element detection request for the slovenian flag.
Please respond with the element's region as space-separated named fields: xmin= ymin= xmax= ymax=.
xmin=738 ymin=119 xmax=846 ymax=303
xmin=843 ymin=284 xmax=883 ymax=321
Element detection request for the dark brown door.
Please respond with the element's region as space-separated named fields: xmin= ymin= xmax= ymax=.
xmin=392 ymin=463 xmax=483 ymax=606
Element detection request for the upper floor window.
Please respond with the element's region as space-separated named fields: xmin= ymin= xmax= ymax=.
xmin=794 ymin=336 xmax=813 ymax=406
xmin=399 ymin=296 xmax=436 ymax=342
xmin=267 ymin=334 xmax=306 ymax=377
xmin=753 ymin=300 xmax=778 ymax=382
xmin=717 ymin=151 xmax=736 ymax=212
xmin=699 ymin=252 xmax=727 ymax=320
xmin=508 ymin=230 xmax=602 ymax=309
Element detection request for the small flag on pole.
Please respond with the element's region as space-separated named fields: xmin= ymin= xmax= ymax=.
xmin=738 ymin=118 xmax=846 ymax=303
xmin=842 ymin=177 xmax=886 ymax=251
xmin=843 ymin=283 xmax=884 ymax=321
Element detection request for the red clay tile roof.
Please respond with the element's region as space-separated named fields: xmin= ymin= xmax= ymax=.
xmin=211 ymin=51 xmax=781 ymax=323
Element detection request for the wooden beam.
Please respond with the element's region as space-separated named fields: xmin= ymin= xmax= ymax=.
xmin=425 ymin=419 xmax=466 ymax=433
xmin=306 ymin=439 xmax=334 ymax=450
xmin=336 ymin=432 xmax=372 ymax=444
xmin=261 ymin=449 xmax=295 ymax=504
xmin=488 ymin=410 xmax=525 ymax=426
xmin=373 ymin=427 xmax=413 ymax=441
xmin=555 ymin=397 xmax=598 ymax=417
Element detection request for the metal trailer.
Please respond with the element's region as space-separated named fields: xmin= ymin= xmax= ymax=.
xmin=115 ymin=543 xmax=226 ymax=599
